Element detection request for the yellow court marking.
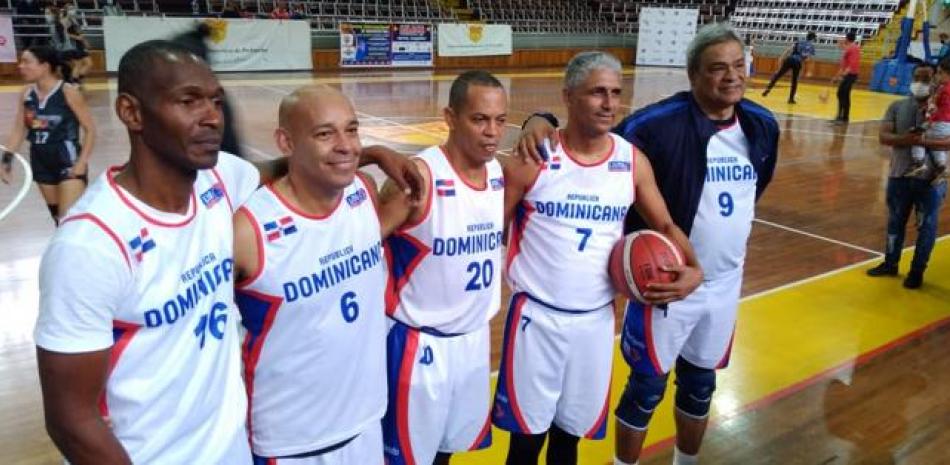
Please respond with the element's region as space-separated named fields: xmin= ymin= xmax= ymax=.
xmin=362 ymin=121 xmax=449 ymax=146
xmin=747 ymin=78 xmax=904 ymax=123
xmin=455 ymin=239 xmax=950 ymax=464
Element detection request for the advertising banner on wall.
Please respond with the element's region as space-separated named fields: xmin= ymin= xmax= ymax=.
xmin=0 ymin=16 xmax=17 ymax=63
xmin=437 ymin=23 xmax=512 ymax=57
xmin=104 ymin=17 xmax=312 ymax=72
xmin=340 ymin=22 xmax=433 ymax=67
xmin=635 ymin=8 xmax=698 ymax=67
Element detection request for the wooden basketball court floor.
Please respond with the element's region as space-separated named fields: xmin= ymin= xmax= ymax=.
xmin=0 ymin=67 xmax=948 ymax=465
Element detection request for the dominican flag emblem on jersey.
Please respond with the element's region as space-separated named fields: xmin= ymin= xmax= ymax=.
xmin=435 ymin=179 xmax=456 ymax=197
xmin=608 ymin=161 xmax=631 ymax=172
xmin=346 ymin=188 xmax=368 ymax=207
xmin=200 ymin=182 xmax=225 ymax=208
xmin=546 ymin=156 xmax=562 ymax=170
xmin=490 ymin=177 xmax=505 ymax=191
xmin=128 ymin=228 xmax=156 ymax=262
xmin=263 ymin=216 xmax=298 ymax=242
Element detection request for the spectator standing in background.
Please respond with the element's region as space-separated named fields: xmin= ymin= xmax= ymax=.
xmin=832 ymin=31 xmax=861 ymax=125
xmin=867 ymin=64 xmax=948 ymax=289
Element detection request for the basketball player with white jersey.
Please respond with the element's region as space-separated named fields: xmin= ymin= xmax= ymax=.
xmin=495 ymin=51 xmax=702 ymax=465
xmin=377 ymin=70 xmax=507 ymax=465
xmin=233 ymin=86 xmax=389 ymax=465
xmin=518 ymin=25 xmax=779 ymax=465
xmin=32 ymin=41 xmax=422 ymax=465
xmin=34 ymin=41 xmax=257 ymax=464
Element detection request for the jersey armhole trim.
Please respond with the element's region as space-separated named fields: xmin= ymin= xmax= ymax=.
xmin=398 ymin=158 xmax=433 ymax=232
xmin=523 ymin=159 xmax=544 ymax=195
xmin=355 ymin=171 xmax=383 ymax=232
xmin=210 ymin=167 xmax=234 ymax=213
xmin=235 ymin=207 xmax=266 ymax=289
xmin=59 ymin=213 xmax=132 ymax=271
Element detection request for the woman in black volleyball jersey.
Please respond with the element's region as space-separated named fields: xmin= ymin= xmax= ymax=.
xmin=2 ymin=46 xmax=95 ymax=224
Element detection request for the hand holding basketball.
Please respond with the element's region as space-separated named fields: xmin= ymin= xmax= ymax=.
xmin=643 ymin=263 xmax=703 ymax=304
xmin=608 ymin=230 xmax=700 ymax=305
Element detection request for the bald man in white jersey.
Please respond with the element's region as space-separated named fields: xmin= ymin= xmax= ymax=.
xmin=233 ymin=86 xmax=392 ymax=465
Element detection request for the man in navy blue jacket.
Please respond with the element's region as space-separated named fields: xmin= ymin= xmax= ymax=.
xmin=517 ymin=23 xmax=779 ymax=465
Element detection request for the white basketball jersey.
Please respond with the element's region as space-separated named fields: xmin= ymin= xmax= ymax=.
xmin=36 ymin=153 xmax=258 ymax=464
xmin=507 ymin=131 xmax=635 ymax=310
xmin=386 ymin=146 xmax=505 ymax=334
xmin=236 ymin=174 xmax=387 ymax=457
xmin=689 ymin=121 xmax=756 ymax=279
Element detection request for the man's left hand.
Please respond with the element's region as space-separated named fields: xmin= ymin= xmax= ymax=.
xmin=642 ymin=264 xmax=703 ymax=305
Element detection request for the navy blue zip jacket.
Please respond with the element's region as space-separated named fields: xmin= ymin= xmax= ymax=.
xmin=611 ymin=91 xmax=780 ymax=235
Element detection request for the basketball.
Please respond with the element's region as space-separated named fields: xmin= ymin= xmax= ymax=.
xmin=608 ymin=230 xmax=685 ymax=303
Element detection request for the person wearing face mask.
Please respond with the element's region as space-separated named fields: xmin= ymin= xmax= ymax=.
xmin=936 ymin=33 xmax=950 ymax=63
xmin=867 ymin=64 xmax=948 ymax=289
xmin=906 ymin=58 xmax=950 ymax=180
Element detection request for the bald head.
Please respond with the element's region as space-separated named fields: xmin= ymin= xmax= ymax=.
xmin=278 ymin=85 xmax=354 ymax=130
xmin=273 ymin=84 xmax=361 ymax=193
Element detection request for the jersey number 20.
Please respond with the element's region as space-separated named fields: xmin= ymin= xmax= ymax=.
xmin=465 ymin=259 xmax=494 ymax=291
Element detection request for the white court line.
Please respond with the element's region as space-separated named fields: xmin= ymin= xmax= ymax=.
xmin=485 ymin=233 xmax=946 ymax=377
xmin=741 ymin=233 xmax=949 ymax=303
xmin=753 ymin=217 xmax=882 ymax=256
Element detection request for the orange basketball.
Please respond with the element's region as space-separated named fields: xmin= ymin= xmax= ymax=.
xmin=608 ymin=230 xmax=685 ymax=303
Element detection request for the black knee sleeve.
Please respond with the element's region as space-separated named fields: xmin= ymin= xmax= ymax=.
xmin=615 ymin=371 xmax=670 ymax=430
xmin=674 ymin=357 xmax=716 ymax=419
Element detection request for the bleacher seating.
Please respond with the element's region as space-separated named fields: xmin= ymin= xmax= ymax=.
xmin=596 ymin=0 xmax=732 ymax=35
xmin=467 ymin=0 xmax=614 ymax=34
xmin=731 ymin=0 xmax=901 ymax=45
xmin=295 ymin=0 xmax=455 ymax=31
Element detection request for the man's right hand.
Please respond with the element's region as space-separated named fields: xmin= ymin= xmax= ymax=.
xmin=514 ymin=115 xmax=558 ymax=165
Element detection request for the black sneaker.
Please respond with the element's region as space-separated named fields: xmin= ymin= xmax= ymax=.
xmin=903 ymin=270 xmax=924 ymax=289
xmin=788 ymin=99 xmax=797 ymax=104
xmin=867 ymin=263 xmax=898 ymax=277
xmin=762 ymin=89 xmax=770 ymax=97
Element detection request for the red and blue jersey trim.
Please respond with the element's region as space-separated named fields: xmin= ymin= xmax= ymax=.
xmin=505 ymin=201 xmax=534 ymax=274
xmin=621 ymin=300 xmax=665 ymax=376
xmin=383 ymin=321 xmax=420 ymax=465
xmin=98 ymin=319 xmax=142 ymax=417
xmin=492 ymin=293 xmax=532 ymax=434
xmin=384 ymin=232 xmax=431 ymax=316
xmin=235 ymin=288 xmax=284 ymax=442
